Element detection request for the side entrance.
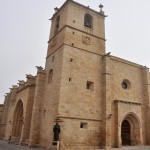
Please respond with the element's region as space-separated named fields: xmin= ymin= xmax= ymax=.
xmin=121 ymin=113 xmax=141 ymax=146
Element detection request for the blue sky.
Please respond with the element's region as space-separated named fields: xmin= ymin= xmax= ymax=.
xmin=0 ymin=0 xmax=150 ymax=103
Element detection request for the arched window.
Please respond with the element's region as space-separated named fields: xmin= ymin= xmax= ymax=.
xmin=84 ymin=13 xmax=93 ymax=28
xmin=54 ymin=16 xmax=60 ymax=34
xmin=48 ymin=69 xmax=53 ymax=83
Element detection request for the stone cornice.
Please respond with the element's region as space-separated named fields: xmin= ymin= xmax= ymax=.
xmin=46 ymin=44 xmax=64 ymax=59
xmin=110 ymin=55 xmax=148 ymax=69
xmin=114 ymin=99 xmax=141 ymax=105
xmin=58 ymin=116 xmax=102 ymax=122
xmin=46 ymin=43 xmax=104 ymax=59
xmin=47 ymin=25 xmax=106 ymax=44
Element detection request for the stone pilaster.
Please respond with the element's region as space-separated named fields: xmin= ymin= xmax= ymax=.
xmin=141 ymin=66 xmax=150 ymax=145
xmin=115 ymin=100 xmax=121 ymax=148
xmin=0 ymin=93 xmax=11 ymax=139
xmin=29 ymin=67 xmax=46 ymax=147
xmin=20 ymin=75 xmax=36 ymax=144
xmin=101 ymin=55 xmax=112 ymax=148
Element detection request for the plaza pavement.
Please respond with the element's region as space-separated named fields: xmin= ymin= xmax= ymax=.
xmin=0 ymin=140 xmax=45 ymax=150
xmin=100 ymin=146 xmax=150 ymax=150
xmin=0 ymin=140 xmax=150 ymax=150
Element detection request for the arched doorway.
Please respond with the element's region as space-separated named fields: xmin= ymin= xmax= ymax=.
xmin=121 ymin=120 xmax=131 ymax=145
xmin=12 ymin=100 xmax=23 ymax=141
xmin=121 ymin=113 xmax=141 ymax=146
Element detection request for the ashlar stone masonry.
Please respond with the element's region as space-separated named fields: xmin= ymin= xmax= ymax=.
xmin=0 ymin=0 xmax=150 ymax=150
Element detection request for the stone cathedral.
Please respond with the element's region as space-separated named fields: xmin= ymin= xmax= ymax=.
xmin=0 ymin=0 xmax=150 ymax=149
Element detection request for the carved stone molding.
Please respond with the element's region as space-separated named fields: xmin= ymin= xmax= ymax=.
xmin=114 ymin=99 xmax=141 ymax=105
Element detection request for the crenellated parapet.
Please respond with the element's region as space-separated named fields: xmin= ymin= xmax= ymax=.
xmin=4 ymin=93 xmax=11 ymax=104
xmin=4 ymin=67 xmax=44 ymax=98
xmin=17 ymin=74 xmax=36 ymax=93
xmin=17 ymin=81 xmax=25 ymax=92
xmin=26 ymin=74 xmax=36 ymax=86
xmin=9 ymin=85 xmax=18 ymax=102
xmin=11 ymin=85 xmax=18 ymax=93
xmin=36 ymin=66 xmax=46 ymax=74
xmin=18 ymin=80 xmax=25 ymax=90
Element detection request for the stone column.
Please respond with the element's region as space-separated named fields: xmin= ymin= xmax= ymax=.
xmin=101 ymin=55 xmax=112 ymax=148
xmin=29 ymin=67 xmax=46 ymax=147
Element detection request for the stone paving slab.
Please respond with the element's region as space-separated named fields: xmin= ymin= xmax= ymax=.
xmin=0 ymin=140 xmax=150 ymax=150
xmin=0 ymin=140 xmax=46 ymax=150
xmin=99 ymin=146 xmax=150 ymax=150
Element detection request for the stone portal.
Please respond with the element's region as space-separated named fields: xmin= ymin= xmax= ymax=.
xmin=121 ymin=120 xmax=131 ymax=145
xmin=121 ymin=113 xmax=141 ymax=146
xmin=12 ymin=100 xmax=23 ymax=141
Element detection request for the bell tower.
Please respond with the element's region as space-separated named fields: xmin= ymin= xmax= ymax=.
xmin=43 ymin=0 xmax=107 ymax=149
xmin=45 ymin=0 xmax=106 ymax=70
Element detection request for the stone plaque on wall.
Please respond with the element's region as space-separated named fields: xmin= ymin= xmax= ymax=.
xmin=82 ymin=35 xmax=91 ymax=45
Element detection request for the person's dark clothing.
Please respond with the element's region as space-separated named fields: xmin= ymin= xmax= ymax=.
xmin=8 ymin=136 xmax=11 ymax=144
xmin=53 ymin=123 xmax=60 ymax=141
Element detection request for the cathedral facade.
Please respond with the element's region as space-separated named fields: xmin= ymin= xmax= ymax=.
xmin=0 ymin=0 xmax=150 ymax=149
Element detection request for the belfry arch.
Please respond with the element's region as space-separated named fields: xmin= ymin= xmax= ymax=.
xmin=121 ymin=113 xmax=141 ymax=146
xmin=12 ymin=100 xmax=24 ymax=141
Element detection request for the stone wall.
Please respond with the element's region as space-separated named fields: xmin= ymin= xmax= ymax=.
xmin=110 ymin=56 xmax=149 ymax=147
xmin=0 ymin=75 xmax=36 ymax=143
xmin=0 ymin=1 xmax=150 ymax=149
xmin=0 ymin=105 xmax=3 ymax=123
xmin=38 ymin=48 xmax=64 ymax=148
xmin=0 ymin=94 xmax=11 ymax=139
xmin=57 ymin=46 xmax=103 ymax=149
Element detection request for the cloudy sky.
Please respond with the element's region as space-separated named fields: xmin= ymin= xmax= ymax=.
xmin=0 ymin=0 xmax=150 ymax=104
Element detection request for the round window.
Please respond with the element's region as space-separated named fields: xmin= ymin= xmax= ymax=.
xmin=122 ymin=82 xmax=128 ymax=89
xmin=121 ymin=79 xmax=131 ymax=90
